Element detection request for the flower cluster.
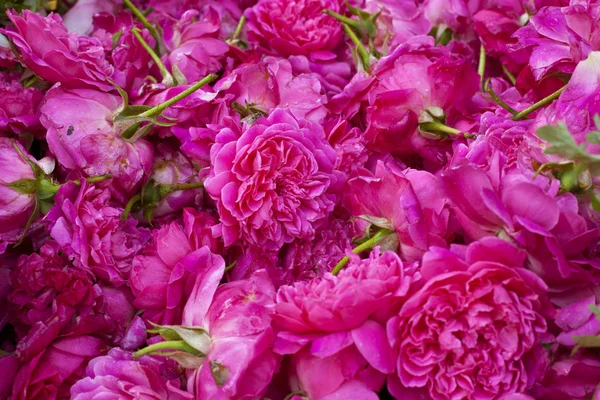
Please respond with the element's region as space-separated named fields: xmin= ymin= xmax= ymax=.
xmin=0 ymin=0 xmax=599 ymax=399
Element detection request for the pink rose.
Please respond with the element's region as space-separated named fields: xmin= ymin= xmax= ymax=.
xmin=387 ymin=238 xmax=550 ymax=400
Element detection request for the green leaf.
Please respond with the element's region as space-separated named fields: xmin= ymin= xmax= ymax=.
xmin=148 ymin=323 xmax=211 ymax=354
xmin=587 ymin=130 xmax=600 ymax=144
xmin=536 ymin=124 xmax=600 ymax=175
xmin=4 ymin=179 xmax=37 ymax=195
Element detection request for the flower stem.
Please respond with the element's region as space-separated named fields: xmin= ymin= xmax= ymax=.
xmin=331 ymin=228 xmax=393 ymax=276
xmin=486 ymin=87 xmax=518 ymax=115
xmin=512 ymin=86 xmax=566 ymax=121
xmin=158 ymin=181 xmax=204 ymax=197
xmin=140 ymin=74 xmax=217 ymax=118
xmin=73 ymin=174 xmax=113 ymax=186
xmin=343 ymin=24 xmax=370 ymax=72
xmin=123 ymin=0 xmax=159 ymax=43
xmin=228 ymin=15 xmax=246 ymax=44
xmin=131 ymin=27 xmax=173 ymax=85
xmin=324 ymin=9 xmax=362 ymax=31
xmin=133 ymin=340 xmax=199 ymax=358
xmin=502 ymin=64 xmax=516 ymax=85
xmin=420 ymin=121 xmax=463 ymax=136
xmin=478 ymin=44 xmax=486 ymax=91
xmin=121 ymin=194 xmax=141 ymax=221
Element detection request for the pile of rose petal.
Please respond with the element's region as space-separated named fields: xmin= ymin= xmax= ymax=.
xmin=1 ymin=0 xmax=600 ymax=399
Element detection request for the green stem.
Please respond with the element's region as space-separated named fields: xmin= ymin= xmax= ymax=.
xmin=229 ymin=15 xmax=246 ymax=43
xmin=131 ymin=27 xmax=173 ymax=85
xmin=420 ymin=121 xmax=462 ymax=136
xmin=123 ymin=0 xmax=159 ymax=43
xmin=158 ymin=181 xmax=204 ymax=198
xmin=121 ymin=194 xmax=141 ymax=221
xmin=502 ymin=64 xmax=516 ymax=85
xmin=478 ymin=44 xmax=486 ymax=91
xmin=140 ymin=74 xmax=217 ymax=118
xmin=486 ymin=87 xmax=518 ymax=115
xmin=512 ymin=86 xmax=566 ymax=121
xmin=343 ymin=24 xmax=370 ymax=72
xmin=324 ymin=9 xmax=362 ymax=31
xmin=133 ymin=340 xmax=198 ymax=358
xmin=331 ymin=228 xmax=392 ymax=276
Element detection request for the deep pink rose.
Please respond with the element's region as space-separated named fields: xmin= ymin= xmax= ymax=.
xmin=9 ymin=240 xmax=136 ymax=361
xmin=41 ymin=85 xmax=154 ymax=200
xmin=205 ymin=109 xmax=342 ymax=251
xmin=183 ymin=270 xmax=279 ymax=399
xmin=3 ymin=10 xmax=113 ymax=91
xmin=0 ymin=138 xmax=38 ymax=246
xmin=387 ymin=238 xmax=550 ymax=400
xmin=130 ymin=210 xmax=221 ymax=325
xmin=0 ymin=72 xmax=42 ymax=135
xmin=215 ymin=56 xmax=328 ymax=122
xmin=245 ymin=0 xmax=344 ymax=56
xmin=11 ymin=336 xmax=106 ymax=400
xmin=71 ymin=347 xmax=192 ymax=400
xmin=345 ymin=159 xmax=454 ymax=262
xmin=47 ymin=182 xmax=151 ymax=286
xmin=150 ymin=144 xmax=204 ymax=218
xmin=161 ymin=9 xmax=229 ymax=83
xmin=532 ymin=355 xmax=600 ymax=399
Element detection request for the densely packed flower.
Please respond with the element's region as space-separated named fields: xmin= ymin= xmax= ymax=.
xmin=1 ymin=0 xmax=600 ymax=399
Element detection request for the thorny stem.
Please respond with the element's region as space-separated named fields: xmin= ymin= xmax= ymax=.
xmin=140 ymin=74 xmax=217 ymax=118
xmin=131 ymin=27 xmax=173 ymax=85
xmin=331 ymin=228 xmax=393 ymax=275
xmin=512 ymin=86 xmax=566 ymax=121
xmin=133 ymin=340 xmax=198 ymax=358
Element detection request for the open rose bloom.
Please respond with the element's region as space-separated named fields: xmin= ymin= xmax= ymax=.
xmin=2 ymin=0 xmax=600 ymax=399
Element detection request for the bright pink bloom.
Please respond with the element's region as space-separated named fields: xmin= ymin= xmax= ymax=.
xmin=183 ymin=270 xmax=279 ymax=399
xmin=245 ymin=0 xmax=344 ymax=56
xmin=0 ymin=138 xmax=38 ymax=247
xmin=162 ymin=9 xmax=229 ymax=83
xmin=11 ymin=336 xmax=106 ymax=400
xmin=130 ymin=209 xmax=221 ymax=325
xmin=205 ymin=109 xmax=342 ymax=251
xmin=345 ymin=160 xmax=454 ymax=262
xmin=0 ymin=72 xmax=42 ymax=135
xmin=47 ymin=182 xmax=151 ymax=286
xmin=9 ymin=240 xmax=136 ymax=361
xmin=41 ymin=85 xmax=154 ymax=200
xmin=532 ymin=355 xmax=600 ymax=399
xmin=387 ymin=238 xmax=549 ymax=400
xmin=3 ymin=10 xmax=113 ymax=91
xmin=71 ymin=348 xmax=192 ymax=400
xmin=215 ymin=56 xmax=328 ymax=121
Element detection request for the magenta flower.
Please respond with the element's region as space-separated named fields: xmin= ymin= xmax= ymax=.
xmin=11 ymin=336 xmax=106 ymax=400
xmin=0 ymin=353 xmax=19 ymax=399
xmin=130 ymin=210 xmax=221 ymax=325
xmin=47 ymin=182 xmax=151 ymax=286
xmin=0 ymin=72 xmax=42 ymax=135
xmin=0 ymin=138 xmax=38 ymax=247
xmin=245 ymin=0 xmax=344 ymax=56
xmin=345 ymin=160 xmax=454 ymax=262
xmin=150 ymin=144 xmax=204 ymax=218
xmin=532 ymin=355 xmax=600 ymax=399
xmin=387 ymin=238 xmax=549 ymax=400
xmin=182 ymin=270 xmax=280 ymax=399
xmin=216 ymin=56 xmax=328 ymax=121
xmin=8 ymin=240 xmax=136 ymax=361
xmin=41 ymin=85 xmax=154 ymax=200
xmin=162 ymin=9 xmax=229 ymax=83
xmin=281 ymin=217 xmax=354 ymax=282
xmin=205 ymin=109 xmax=342 ymax=251
xmin=3 ymin=10 xmax=113 ymax=91
xmin=511 ymin=1 xmax=600 ymax=82
xmin=70 ymin=348 xmax=192 ymax=400
xmin=273 ymin=250 xmax=419 ymax=396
